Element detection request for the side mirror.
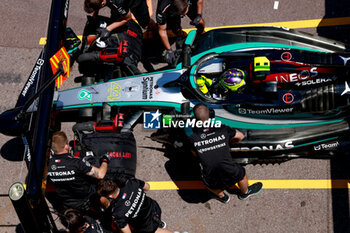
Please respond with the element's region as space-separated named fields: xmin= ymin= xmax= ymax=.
xmin=182 ymin=30 xmax=197 ymax=69
xmin=181 ymin=101 xmax=190 ymax=115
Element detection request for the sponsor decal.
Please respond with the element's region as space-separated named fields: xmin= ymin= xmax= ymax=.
xmin=274 ymin=67 xmax=318 ymax=83
xmin=51 ymin=165 xmax=57 ymax=170
xmin=143 ymin=110 xmax=162 ymax=129
xmin=194 ymin=135 xmax=225 ymax=147
xmin=238 ymin=107 xmax=293 ymax=115
xmin=64 ymin=0 xmax=69 ymax=18
xmin=108 ymin=82 xmax=122 ymax=100
xmin=198 ymin=142 xmax=226 ymax=154
xmin=78 ymin=89 xmax=92 ymax=100
xmin=22 ymin=58 xmax=45 ymax=97
xmin=282 ymin=93 xmax=294 ymax=104
xmin=314 ymin=141 xmax=339 ymax=151
xmin=141 ymin=77 xmax=153 ymax=99
xmin=281 ymin=52 xmax=292 ymax=61
xmin=232 ymin=141 xmax=294 ymax=151
xmin=125 ymin=188 xmax=145 ymax=218
xmin=295 ymin=77 xmax=334 ymax=87
xmin=106 ymin=152 xmax=132 ymax=158
xmin=127 ymin=29 xmax=137 ymax=38
xmin=194 ymin=134 xmax=227 ymax=153
xmin=117 ymin=7 xmax=127 ymax=15
xmin=341 ymin=81 xmax=350 ymax=96
xmin=48 ymin=170 xmax=75 ymax=176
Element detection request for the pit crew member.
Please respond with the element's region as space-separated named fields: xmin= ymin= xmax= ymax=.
xmin=156 ymin=0 xmax=205 ymax=65
xmin=84 ymin=0 xmax=155 ymax=40
xmin=47 ymin=131 xmax=109 ymax=213
xmin=186 ymin=104 xmax=263 ymax=203
xmin=61 ymin=208 xmax=114 ymax=233
xmin=97 ymin=179 xmax=173 ymax=233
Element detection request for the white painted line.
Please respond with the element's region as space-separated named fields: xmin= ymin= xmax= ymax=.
xmin=274 ymin=1 xmax=279 ymax=10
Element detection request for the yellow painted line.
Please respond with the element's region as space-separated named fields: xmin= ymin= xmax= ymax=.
xmin=147 ymin=179 xmax=350 ymax=190
xmin=183 ymin=16 xmax=350 ymax=34
xmin=39 ymin=35 xmax=83 ymax=45
xmin=39 ymin=16 xmax=350 ymax=45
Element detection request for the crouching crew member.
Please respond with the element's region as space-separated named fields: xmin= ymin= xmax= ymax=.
xmin=47 ymin=131 xmax=109 ymax=213
xmin=61 ymin=208 xmax=114 ymax=233
xmin=97 ymin=179 xmax=173 ymax=233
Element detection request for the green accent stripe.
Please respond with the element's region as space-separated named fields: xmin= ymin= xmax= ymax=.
xmin=58 ymin=101 xmax=182 ymax=111
xmin=255 ymin=66 xmax=271 ymax=70
xmin=185 ymin=30 xmax=197 ymax=45
xmin=61 ymin=69 xmax=182 ymax=91
xmin=104 ymin=101 xmax=182 ymax=111
xmin=191 ymin=42 xmax=326 ymax=65
xmin=216 ymin=117 xmax=344 ymax=129
xmin=56 ymin=103 xmax=103 ymax=110
xmin=293 ymin=137 xmax=339 ymax=148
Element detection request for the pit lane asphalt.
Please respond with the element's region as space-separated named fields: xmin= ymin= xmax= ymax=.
xmin=1 ymin=0 xmax=350 ymax=232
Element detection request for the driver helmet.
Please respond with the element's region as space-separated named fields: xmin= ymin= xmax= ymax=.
xmin=219 ymin=68 xmax=246 ymax=92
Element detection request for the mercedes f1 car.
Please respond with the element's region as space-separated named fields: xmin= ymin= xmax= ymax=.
xmin=2 ymin=26 xmax=350 ymax=164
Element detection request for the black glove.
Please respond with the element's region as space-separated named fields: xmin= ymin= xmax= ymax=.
xmin=190 ymin=14 xmax=202 ymax=26
xmin=100 ymin=154 xmax=111 ymax=164
xmin=164 ymin=49 xmax=176 ymax=65
xmin=96 ymin=27 xmax=111 ymax=41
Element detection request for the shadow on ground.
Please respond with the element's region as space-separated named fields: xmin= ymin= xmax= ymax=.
xmin=318 ymin=2 xmax=350 ymax=232
xmin=148 ymin=129 xmax=216 ymax=203
xmin=317 ymin=0 xmax=350 ymax=44
xmin=330 ymin=157 xmax=350 ymax=233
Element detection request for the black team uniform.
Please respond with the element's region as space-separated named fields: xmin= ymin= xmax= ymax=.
xmin=106 ymin=0 xmax=151 ymax=28
xmin=47 ymin=153 xmax=95 ymax=212
xmin=156 ymin=0 xmax=200 ymax=31
xmin=103 ymin=179 xmax=162 ymax=233
xmin=186 ymin=125 xmax=246 ymax=189
xmin=84 ymin=215 xmax=113 ymax=233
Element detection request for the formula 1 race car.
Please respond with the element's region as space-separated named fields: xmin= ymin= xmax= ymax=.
xmin=6 ymin=1 xmax=350 ymax=232
xmin=50 ymin=26 xmax=350 ymax=164
xmin=2 ymin=26 xmax=350 ymax=164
